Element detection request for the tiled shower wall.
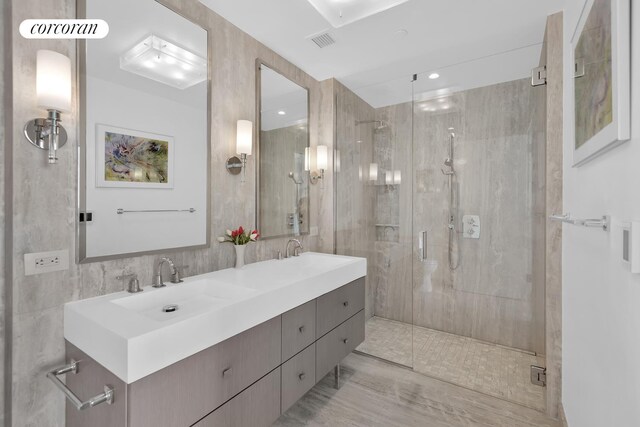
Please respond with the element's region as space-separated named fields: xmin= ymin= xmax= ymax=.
xmin=5 ymin=0 xmax=334 ymax=424
xmin=340 ymin=78 xmax=546 ymax=354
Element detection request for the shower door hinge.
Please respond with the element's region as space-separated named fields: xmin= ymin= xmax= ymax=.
xmin=530 ymin=365 xmax=547 ymax=387
xmin=531 ymin=66 xmax=547 ymax=87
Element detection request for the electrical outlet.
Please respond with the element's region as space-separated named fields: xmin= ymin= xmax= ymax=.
xmin=24 ymin=250 xmax=69 ymax=276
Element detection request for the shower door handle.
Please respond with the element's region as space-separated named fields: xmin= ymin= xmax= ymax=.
xmin=418 ymin=231 xmax=428 ymax=260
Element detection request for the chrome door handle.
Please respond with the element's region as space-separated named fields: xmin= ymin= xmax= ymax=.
xmin=342 ymin=301 xmax=349 ymax=307
xmin=419 ymin=230 xmax=428 ymax=260
xmin=222 ymin=367 xmax=232 ymax=377
xmin=46 ymin=360 xmax=114 ymax=411
xmin=342 ymin=338 xmax=349 ymax=344
xmin=298 ymin=325 xmax=305 ymax=333
xmin=298 ymin=372 xmax=306 ymax=381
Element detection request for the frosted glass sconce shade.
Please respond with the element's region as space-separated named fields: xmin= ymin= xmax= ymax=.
xmin=36 ymin=49 xmax=71 ymax=112
xmin=316 ymin=145 xmax=328 ymax=170
xmin=369 ymin=163 xmax=378 ymax=181
xmin=236 ymin=120 xmax=253 ymax=155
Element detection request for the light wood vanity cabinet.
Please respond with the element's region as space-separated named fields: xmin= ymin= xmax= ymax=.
xmin=66 ymin=276 xmax=365 ymax=427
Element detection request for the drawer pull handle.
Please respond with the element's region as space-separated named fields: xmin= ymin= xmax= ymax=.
xmin=343 ymin=301 xmax=349 ymax=307
xmin=298 ymin=325 xmax=305 ymax=333
xmin=222 ymin=367 xmax=232 ymax=377
xmin=342 ymin=338 xmax=349 ymax=344
xmin=298 ymin=372 xmax=306 ymax=381
xmin=46 ymin=360 xmax=114 ymax=411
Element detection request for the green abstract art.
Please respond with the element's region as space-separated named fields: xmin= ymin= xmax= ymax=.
xmin=574 ymin=0 xmax=613 ymax=149
xmin=103 ymin=130 xmax=170 ymax=185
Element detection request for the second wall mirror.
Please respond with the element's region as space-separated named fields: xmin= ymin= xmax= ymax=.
xmin=256 ymin=62 xmax=310 ymax=239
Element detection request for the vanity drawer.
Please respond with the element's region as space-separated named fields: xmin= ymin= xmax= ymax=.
xmin=282 ymin=300 xmax=316 ymax=362
xmin=194 ymin=367 xmax=281 ymax=427
xmin=316 ymin=310 xmax=365 ymax=379
xmin=316 ymin=277 xmax=365 ymax=337
xmin=281 ymin=343 xmax=316 ymax=413
xmin=127 ymin=316 xmax=281 ymax=427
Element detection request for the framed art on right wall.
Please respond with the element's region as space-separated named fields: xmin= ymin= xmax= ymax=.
xmin=572 ymin=0 xmax=630 ymax=167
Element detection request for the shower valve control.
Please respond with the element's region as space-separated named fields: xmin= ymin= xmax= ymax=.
xmin=463 ymin=215 xmax=480 ymax=239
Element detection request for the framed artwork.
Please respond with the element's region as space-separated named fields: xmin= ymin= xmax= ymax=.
xmin=572 ymin=0 xmax=630 ymax=166
xmin=96 ymin=124 xmax=174 ymax=188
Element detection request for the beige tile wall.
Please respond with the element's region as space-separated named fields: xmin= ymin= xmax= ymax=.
xmin=6 ymin=0 xmax=334 ymax=425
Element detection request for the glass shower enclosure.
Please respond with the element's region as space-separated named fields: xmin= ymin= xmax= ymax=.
xmin=335 ymin=44 xmax=547 ymax=410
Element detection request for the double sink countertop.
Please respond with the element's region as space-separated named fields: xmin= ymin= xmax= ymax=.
xmin=64 ymin=252 xmax=367 ymax=383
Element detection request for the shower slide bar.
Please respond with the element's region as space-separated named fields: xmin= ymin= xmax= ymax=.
xmin=116 ymin=208 xmax=196 ymax=214
xmin=549 ymin=213 xmax=610 ymax=231
xmin=47 ymin=360 xmax=114 ymax=410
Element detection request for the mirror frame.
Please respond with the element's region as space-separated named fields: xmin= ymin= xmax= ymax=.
xmin=255 ymin=59 xmax=311 ymax=240
xmin=76 ymin=0 xmax=212 ymax=263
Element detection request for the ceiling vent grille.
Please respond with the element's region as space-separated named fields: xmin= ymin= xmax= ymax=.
xmin=310 ymin=32 xmax=335 ymax=48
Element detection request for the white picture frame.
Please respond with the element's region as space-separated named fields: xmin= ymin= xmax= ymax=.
xmin=96 ymin=124 xmax=175 ymax=188
xmin=571 ymin=0 xmax=630 ymax=167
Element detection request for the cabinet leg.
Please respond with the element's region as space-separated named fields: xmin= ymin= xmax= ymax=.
xmin=334 ymin=364 xmax=341 ymax=390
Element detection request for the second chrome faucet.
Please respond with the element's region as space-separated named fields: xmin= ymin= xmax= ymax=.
xmin=285 ymin=239 xmax=303 ymax=258
xmin=153 ymin=257 xmax=184 ymax=287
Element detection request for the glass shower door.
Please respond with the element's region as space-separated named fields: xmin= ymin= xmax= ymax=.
xmin=410 ymin=47 xmax=547 ymax=410
xmin=335 ymin=79 xmax=415 ymax=368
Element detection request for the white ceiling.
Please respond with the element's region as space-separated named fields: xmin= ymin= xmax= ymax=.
xmin=199 ymin=0 xmax=564 ymax=107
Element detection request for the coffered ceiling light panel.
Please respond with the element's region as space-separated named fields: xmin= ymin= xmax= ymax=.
xmin=120 ymin=35 xmax=207 ymax=89
xmin=306 ymin=0 xmax=410 ymax=28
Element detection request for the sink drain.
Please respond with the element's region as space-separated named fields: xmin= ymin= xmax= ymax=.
xmin=162 ymin=304 xmax=179 ymax=313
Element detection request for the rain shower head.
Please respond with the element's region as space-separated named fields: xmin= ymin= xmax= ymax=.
xmin=356 ymin=120 xmax=388 ymax=131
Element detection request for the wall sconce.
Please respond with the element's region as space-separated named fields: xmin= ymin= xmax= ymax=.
xmin=310 ymin=145 xmax=328 ymax=185
xmin=24 ymin=50 xmax=71 ymax=164
xmin=368 ymin=163 xmax=378 ymax=182
xmin=226 ymin=120 xmax=253 ymax=182
xmin=384 ymin=169 xmax=402 ymax=189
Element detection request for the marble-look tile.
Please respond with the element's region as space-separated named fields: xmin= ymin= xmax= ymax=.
xmin=543 ymin=12 xmax=564 ymax=419
xmin=7 ymin=0 xmax=335 ymax=425
xmin=276 ymin=352 xmax=559 ymax=427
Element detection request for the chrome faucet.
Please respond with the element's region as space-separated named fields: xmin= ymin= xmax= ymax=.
xmin=285 ymin=239 xmax=303 ymax=258
xmin=152 ymin=257 xmax=182 ymax=288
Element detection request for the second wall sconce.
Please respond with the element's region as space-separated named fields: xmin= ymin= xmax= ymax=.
xmin=226 ymin=119 xmax=253 ymax=182
xmin=305 ymin=145 xmax=328 ymax=185
xmin=24 ymin=50 xmax=72 ymax=165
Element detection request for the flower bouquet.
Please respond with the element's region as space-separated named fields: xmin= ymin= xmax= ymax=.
xmin=219 ymin=226 xmax=259 ymax=268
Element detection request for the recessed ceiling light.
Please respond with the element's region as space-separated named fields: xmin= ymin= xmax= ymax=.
xmin=278 ymin=110 xmax=286 ymax=115
xmin=428 ymin=73 xmax=440 ymax=80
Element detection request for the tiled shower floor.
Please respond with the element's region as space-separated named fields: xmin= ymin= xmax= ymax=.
xmin=356 ymin=316 xmax=546 ymax=411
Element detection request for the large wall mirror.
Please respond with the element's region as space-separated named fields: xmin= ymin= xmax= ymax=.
xmin=78 ymin=0 xmax=209 ymax=262
xmin=257 ymin=62 xmax=310 ymax=239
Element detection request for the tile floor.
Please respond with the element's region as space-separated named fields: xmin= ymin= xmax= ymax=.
xmin=356 ymin=316 xmax=546 ymax=411
xmin=276 ymin=352 xmax=558 ymax=427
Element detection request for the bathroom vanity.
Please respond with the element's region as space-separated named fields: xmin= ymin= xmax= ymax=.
xmin=61 ymin=253 xmax=366 ymax=427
